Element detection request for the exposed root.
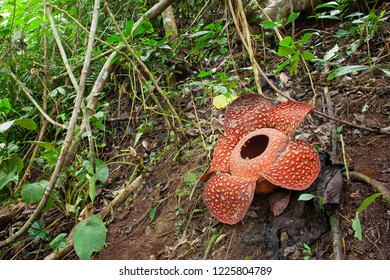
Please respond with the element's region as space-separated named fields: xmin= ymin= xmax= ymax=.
xmin=349 ymin=171 xmax=390 ymax=207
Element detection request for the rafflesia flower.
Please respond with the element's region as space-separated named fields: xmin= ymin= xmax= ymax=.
xmin=201 ymin=94 xmax=320 ymax=225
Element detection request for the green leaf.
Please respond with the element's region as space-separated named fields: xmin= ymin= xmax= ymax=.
xmin=352 ymin=214 xmax=362 ymax=241
xmin=261 ymin=20 xmax=280 ymax=29
xmin=21 ymin=180 xmax=54 ymax=211
xmin=188 ymin=30 xmax=211 ymax=38
xmin=357 ymin=193 xmax=382 ymax=213
xmin=212 ymin=85 xmax=228 ymax=94
xmin=6 ymin=156 xmax=24 ymax=174
xmin=279 ymin=36 xmax=293 ymax=47
xmin=327 ymin=65 xmax=370 ymax=80
xmin=323 ymin=44 xmax=339 ymax=61
xmin=24 ymin=141 xmax=56 ymax=152
xmin=184 ymin=172 xmax=197 ymax=187
xmin=379 ymin=68 xmax=390 ymax=77
xmin=286 ymin=12 xmax=300 ymax=25
xmin=197 ymin=71 xmax=212 ymax=78
xmin=74 ymin=215 xmax=107 ymax=260
xmin=124 ymin=20 xmax=135 ymax=37
xmin=212 ymin=94 xmax=236 ymax=109
xmin=14 ymin=118 xmax=37 ymax=130
xmin=133 ymin=20 xmax=153 ymax=37
xmin=149 ymin=206 xmax=157 ymax=221
xmin=49 ymin=233 xmax=68 ymax=250
xmin=277 ymin=46 xmax=295 ymax=57
xmin=0 ymin=167 xmax=18 ymax=191
xmin=274 ymin=58 xmax=291 ymax=74
xmin=87 ymin=174 xmax=96 ymax=203
xmin=298 ymin=193 xmax=317 ymax=201
xmin=301 ymin=51 xmax=315 ymax=61
xmin=315 ymin=2 xmax=338 ymax=10
xmin=300 ymin=32 xmax=313 ymax=45
xmin=0 ymin=120 xmax=14 ymax=133
xmin=0 ymin=98 xmax=11 ymax=115
xmin=95 ymin=158 xmax=109 ymax=183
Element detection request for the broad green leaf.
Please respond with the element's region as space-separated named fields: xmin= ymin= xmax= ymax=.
xmin=323 ymin=44 xmax=339 ymax=61
xmin=49 ymin=233 xmax=68 ymax=250
xmin=14 ymin=118 xmax=37 ymax=130
xmin=286 ymin=12 xmax=300 ymax=25
xmin=0 ymin=98 xmax=11 ymax=114
xmin=261 ymin=20 xmax=280 ymax=29
xmin=21 ymin=180 xmax=54 ymax=211
xmin=0 ymin=167 xmax=18 ymax=190
xmin=133 ymin=20 xmax=153 ymax=37
xmin=74 ymin=215 xmax=107 ymax=260
xmin=357 ymin=193 xmax=382 ymax=213
xmin=197 ymin=71 xmax=212 ymax=78
xmin=95 ymin=158 xmax=109 ymax=183
xmin=315 ymin=2 xmax=338 ymax=10
xmin=0 ymin=120 xmax=14 ymax=133
xmin=212 ymin=94 xmax=236 ymax=109
xmin=327 ymin=65 xmax=370 ymax=80
xmin=300 ymin=32 xmax=313 ymax=44
xmin=277 ymin=46 xmax=295 ymax=57
xmin=352 ymin=214 xmax=362 ymax=241
xmin=301 ymin=51 xmax=315 ymax=61
xmin=24 ymin=141 xmax=56 ymax=152
xmin=212 ymin=85 xmax=228 ymax=94
xmin=124 ymin=20 xmax=135 ymax=37
xmin=188 ymin=30 xmax=211 ymax=38
xmin=6 ymin=156 xmax=24 ymax=174
xmin=298 ymin=193 xmax=317 ymax=201
xmin=279 ymin=36 xmax=293 ymax=47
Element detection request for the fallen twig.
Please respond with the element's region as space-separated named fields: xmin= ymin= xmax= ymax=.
xmin=329 ymin=213 xmax=344 ymax=260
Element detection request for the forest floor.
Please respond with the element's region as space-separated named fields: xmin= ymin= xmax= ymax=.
xmin=2 ymin=4 xmax=388 ymax=261
xmin=95 ymin=5 xmax=390 ymax=260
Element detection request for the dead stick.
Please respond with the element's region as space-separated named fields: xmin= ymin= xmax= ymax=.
xmin=329 ymin=214 xmax=344 ymax=260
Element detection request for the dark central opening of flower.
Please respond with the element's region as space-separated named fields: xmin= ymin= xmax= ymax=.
xmin=240 ymin=135 xmax=269 ymax=159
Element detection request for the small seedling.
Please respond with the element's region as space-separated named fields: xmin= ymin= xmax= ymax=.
xmin=28 ymin=218 xmax=50 ymax=241
xmin=302 ymin=243 xmax=315 ymax=260
xmin=352 ymin=192 xmax=383 ymax=241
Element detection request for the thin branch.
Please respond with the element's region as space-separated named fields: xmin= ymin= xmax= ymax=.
xmin=1 ymin=63 xmax=66 ymax=129
xmin=132 ymin=0 xmax=175 ymax=37
xmin=103 ymin=0 xmax=185 ymax=139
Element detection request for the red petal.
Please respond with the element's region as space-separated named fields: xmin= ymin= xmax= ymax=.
xmin=200 ymin=135 xmax=239 ymax=181
xmin=203 ymin=173 xmax=256 ymax=225
xmin=260 ymin=140 xmax=320 ymax=190
xmin=266 ymin=101 xmax=314 ymax=137
xmin=229 ymin=128 xmax=288 ymax=179
xmin=224 ymin=94 xmax=272 ymax=139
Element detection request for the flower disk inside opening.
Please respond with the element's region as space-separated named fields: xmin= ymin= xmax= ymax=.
xmin=240 ymin=135 xmax=269 ymax=160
